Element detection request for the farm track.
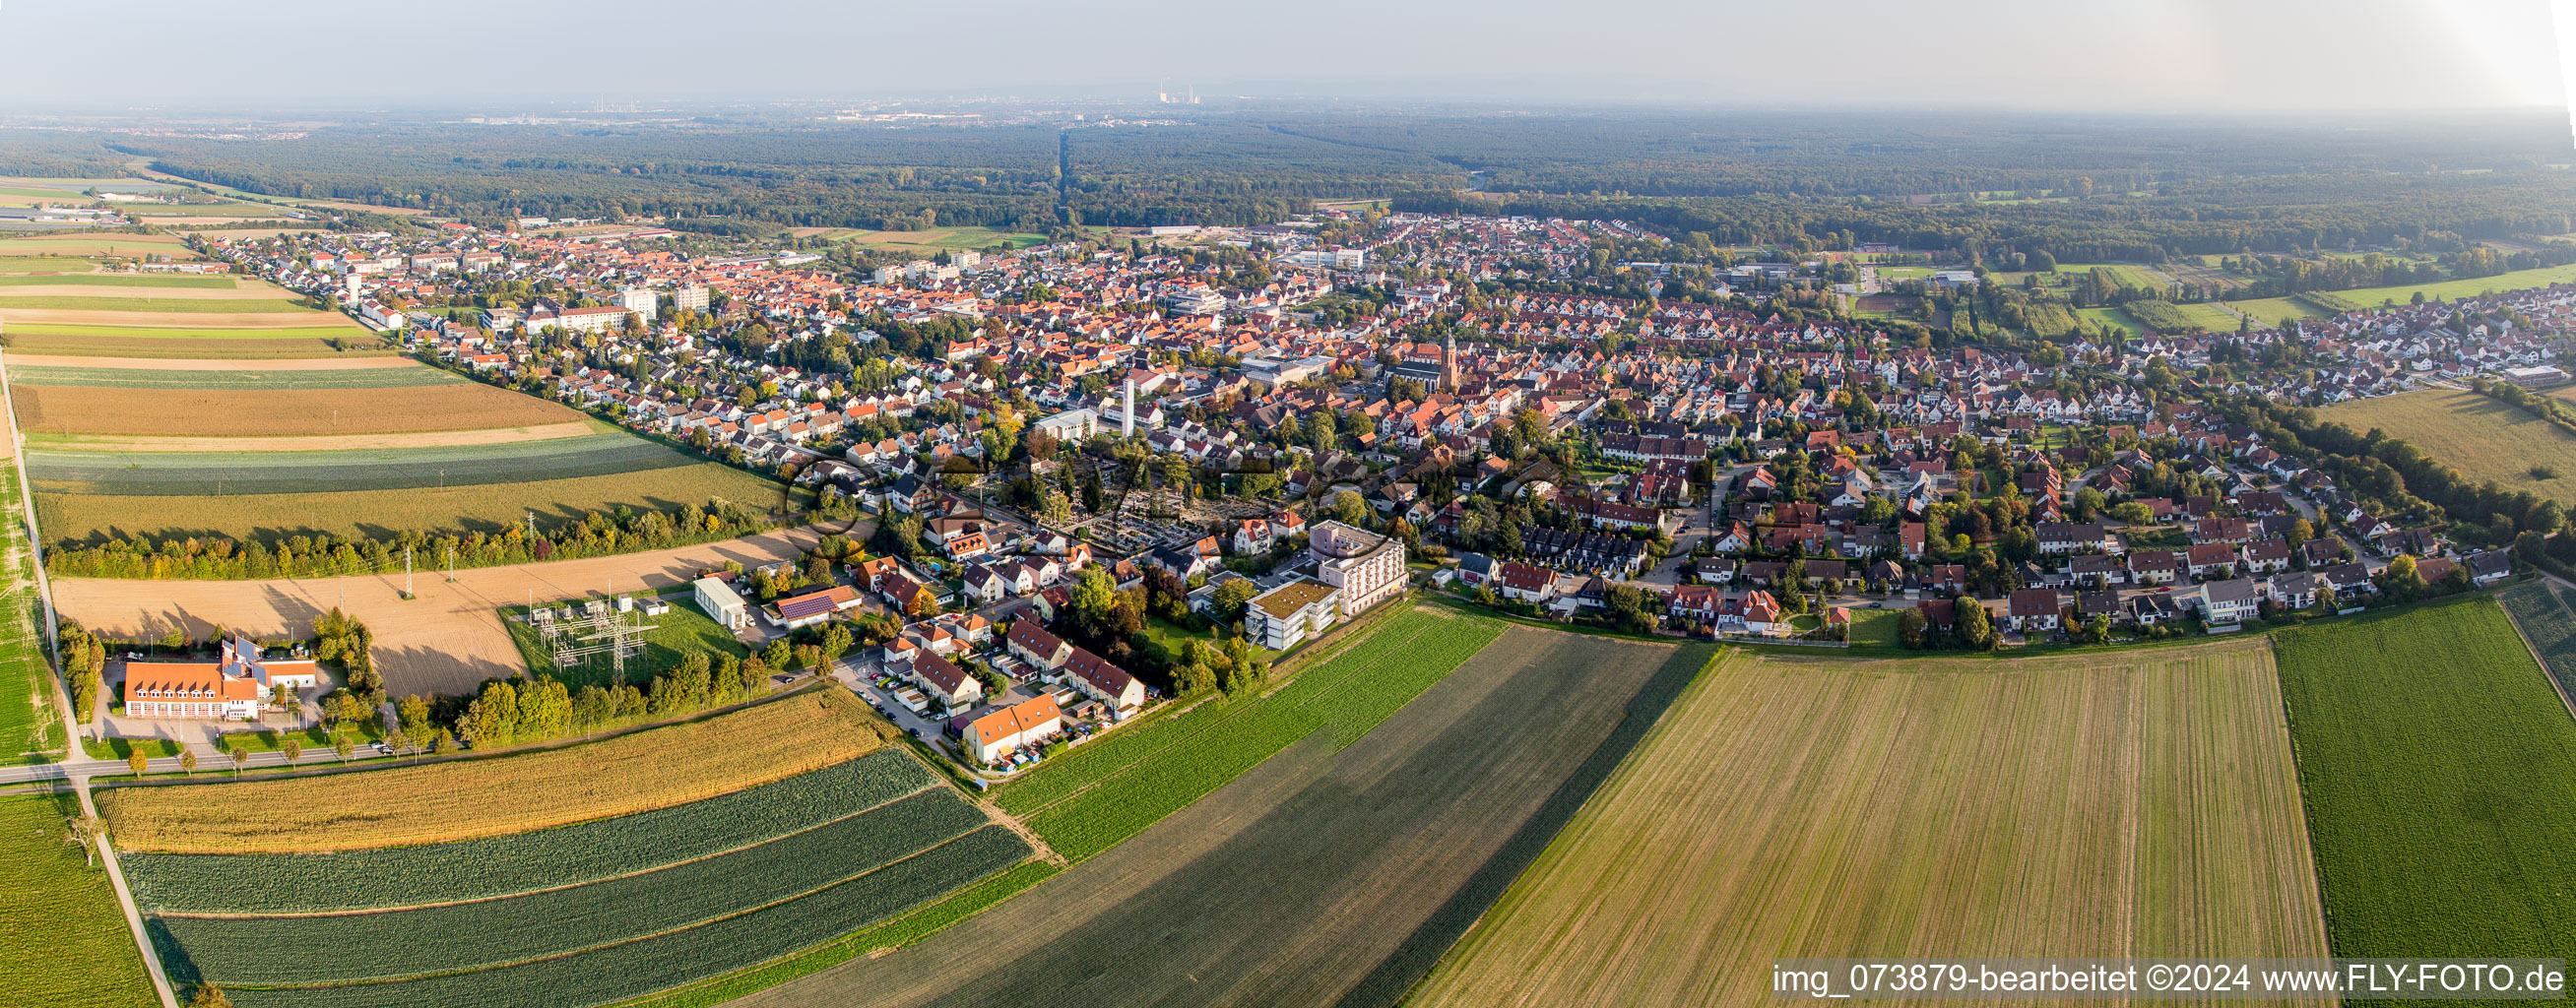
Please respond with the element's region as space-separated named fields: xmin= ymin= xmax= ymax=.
xmin=736 ymin=626 xmax=1709 ymax=1008
xmin=52 ymin=523 xmax=839 ymax=697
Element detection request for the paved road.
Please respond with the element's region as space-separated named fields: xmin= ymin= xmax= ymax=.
xmin=52 ymin=523 xmax=857 ymax=698
xmin=0 ymin=745 xmax=383 ymax=787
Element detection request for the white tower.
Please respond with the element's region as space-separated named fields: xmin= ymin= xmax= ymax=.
xmin=1123 ymin=379 xmax=1137 ymax=438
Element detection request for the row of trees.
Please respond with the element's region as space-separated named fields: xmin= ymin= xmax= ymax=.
xmin=45 ymin=498 xmax=784 ymax=581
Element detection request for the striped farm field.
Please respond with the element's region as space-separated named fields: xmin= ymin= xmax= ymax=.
xmin=97 ymin=688 xmax=897 ymax=854
xmin=0 ymin=273 xmax=232 ymax=288
xmin=0 ymin=294 xmax=308 ymax=312
xmin=0 ymin=235 xmax=189 ymax=257
xmin=35 ymin=460 xmax=792 ymax=546
xmin=15 ymin=380 xmax=578 ymax=438
xmin=124 ymin=751 xmax=940 ymax=914
xmin=1412 ymin=640 xmax=2327 ymax=1008
xmin=0 ymin=334 xmax=385 ymax=357
xmin=11 ymin=360 xmax=458 ymax=389
xmin=31 ymin=432 xmax=706 ymax=495
xmin=0 ymin=255 xmax=106 ymax=274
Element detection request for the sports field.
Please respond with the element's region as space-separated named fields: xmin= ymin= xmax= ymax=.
xmin=2272 ymin=598 xmax=2576 ymax=967
xmin=723 ymin=611 xmax=1718 ymax=1008
xmin=2319 ymin=388 xmax=2576 ymax=504
xmin=1412 ymin=640 xmax=2327 ymax=1008
xmin=97 ymin=687 xmax=896 ymax=853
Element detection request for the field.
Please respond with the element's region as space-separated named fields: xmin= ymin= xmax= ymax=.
xmin=818 ymin=225 xmax=1049 ymax=251
xmin=500 ymin=593 xmax=752 ymax=690
xmin=2271 ymin=598 xmax=2576 ymax=966
xmin=2319 ymin=388 xmax=2576 ymax=504
xmin=0 ymin=326 xmax=386 ymax=358
xmin=996 ymin=604 xmax=1506 ymax=859
xmin=2322 ymin=262 xmax=2576 ymax=306
xmin=38 ymin=459 xmax=791 ymax=547
xmin=728 ymin=613 xmax=1719 ymax=1008
xmin=0 ymin=294 xmax=309 ymax=313
xmin=18 ymin=382 xmax=580 ymax=441
xmin=2227 ymin=294 xmax=2330 ymax=327
xmin=96 ymin=686 xmax=896 ymax=853
xmin=30 ymin=432 xmax=704 ymax=495
xmin=124 ymin=750 xmax=936 ymax=914
xmin=1413 ymin=639 xmax=2327 ymax=1008
xmin=0 ymin=274 xmax=233 ymax=288
xmin=127 ymin=745 xmax=1036 ymax=1008
xmin=2501 ymin=583 xmax=2576 ymax=703
xmin=0 ymin=793 xmax=160 ymax=1008
xmin=2074 ymin=305 xmax=2140 ymax=335
xmin=10 ymin=359 xmax=449 ymax=388
xmin=0 ymin=234 xmax=190 ymax=257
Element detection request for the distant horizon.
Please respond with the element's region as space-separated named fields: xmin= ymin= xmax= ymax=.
xmin=0 ymin=0 xmax=2560 ymax=114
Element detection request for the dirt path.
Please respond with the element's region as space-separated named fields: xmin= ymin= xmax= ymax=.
xmin=53 ymin=525 xmax=843 ymax=697
xmin=40 ymin=421 xmax=602 ymax=453
xmin=3 ymin=353 xmax=421 ymax=371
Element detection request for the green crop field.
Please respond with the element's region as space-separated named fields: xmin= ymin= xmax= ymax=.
xmin=0 ymin=256 xmax=106 ymax=274
xmin=2075 ymin=305 xmax=2140 ymax=335
xmin=30 ymin=432 xmax=703 ymax=496
xmin=0 ymin=236 xmax=188 ymax=257
xmin=2228 ymin=295 xmax=2329 ymax=327
xmin=996 ymin=604 xmax=1506 ymax=859
xmin=0 ymin=274 xmax=232 ymax=288
xmin=0 ymin=335 xmax=384 ymax=358
xmin=11 ymin=363 xmax=458 ymax=390
xmin=37 ymin=460 xmax=795 ymax=547
xmin=0 ymin=793 xmax=160 ymax=1008
xmin=2323 ymin=262 xmax=2576 ymax=306
xmin=2501 ymin=584 xmax=2576 ymax=703
xmin=1416 ymin=640 xmax=2324 ymax=1008
xmin=2320 ymin=389 xmax=2576 ymax=505
xmin=223 ymin=826 xmax=1033 ymax=1008
xmin=124 ymin=751 xmax=934 ymax=914
xmin=2272 ymin=598 xmax=2576 ymax=967
xmin=0 ymin=294 xmax=311 ymax=313
xmin=155 ymin=788 xmax=991 ymax=987
xmin=500 ymin=594 xmax=752 ymax=691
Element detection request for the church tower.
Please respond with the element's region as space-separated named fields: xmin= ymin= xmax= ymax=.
xmin=1441 ymin=333 xmax=1458 ymax=393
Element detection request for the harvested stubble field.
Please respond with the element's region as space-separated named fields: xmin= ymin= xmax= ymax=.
xmin=17 ymin=381 xmax=578 ymax=439
xmin=0 ymin=793 xmax=160 ymax=1008
xmin=2320 ymin=389 xmax=2576 ymax=505
xmin=228 ymin=826 xmax=1035 ymax=1008
xmin=97 ymin=687 xmax=897 ymax=853
xmin=37 ymin=461 xmax=792 ymax=548
xmin=155 ymin=787 xmax=994 ymax=986
xmin=735 ymin=616 xmax=1716 ymax=1008
xmin=2273 ymin=598 xmax=2576 ymax=968
xmin=125 ymin=750 xmax=938 ymax=914
xmin=1410 ymin=640 xmax=2329 ymax=1008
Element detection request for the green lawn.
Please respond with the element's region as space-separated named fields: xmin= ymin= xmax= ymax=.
xmin=2326 ymin=262 xmax=2576 ymax=307
xmin=0 ymin=793 xmax=160 ymax=1008
xmin=2075 ymin=306 xmax=2141 ymax=336
xmin=2225 ymin=295 xmax=2328 ymax=327
xmin=2271 ymin=596 xmax=2576 ymax=965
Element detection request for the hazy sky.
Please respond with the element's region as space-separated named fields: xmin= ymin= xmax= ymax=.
xmin=0 ymin=0 xmax=2562 ymax=112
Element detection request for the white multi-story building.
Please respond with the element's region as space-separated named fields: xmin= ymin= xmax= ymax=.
xmin=619 ymin=286 xmax=660 ymax=322
xmin=1246 ymin=578 xmax=1342 ymax=651
xmin=674 ymin=284 xmax=710 ymax=312
xmin=1310 ymin=521 xmax=1405 ymax=616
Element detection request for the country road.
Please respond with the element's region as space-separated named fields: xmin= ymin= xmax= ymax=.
xmin=52 ymin=522 xmax=858 ymax=697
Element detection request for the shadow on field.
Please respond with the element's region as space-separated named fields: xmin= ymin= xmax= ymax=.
xmin=1336 ymin=644 xmax=1708 ymax=1008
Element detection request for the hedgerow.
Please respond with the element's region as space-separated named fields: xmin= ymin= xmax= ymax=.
xmin=125 ymin=749 xmax=934 ymax=914
xmin=1000 ymin=608 xmax=1505 ymax=860
xmin=157 ymin=788 xmax=991 ymax=986
xmin=225 ymin=826 xmax=1035 ymax=1008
